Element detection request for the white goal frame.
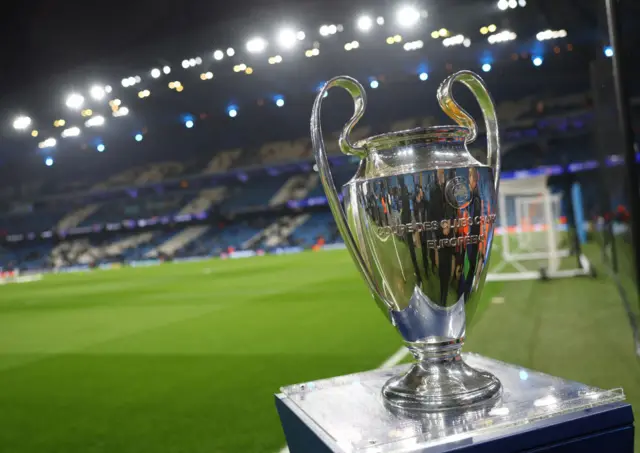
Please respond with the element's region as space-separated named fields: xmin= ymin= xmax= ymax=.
xmin=487 ymin=175 xmax=591 ymax=282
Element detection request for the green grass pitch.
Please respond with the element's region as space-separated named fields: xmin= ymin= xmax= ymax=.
xmin=0 ymin=246 xmax=638 ymax=452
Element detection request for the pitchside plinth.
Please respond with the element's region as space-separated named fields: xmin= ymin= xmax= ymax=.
xmin=275 ymin=354 xmax=633 ymax=453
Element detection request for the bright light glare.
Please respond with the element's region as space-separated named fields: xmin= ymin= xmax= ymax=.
xmin=65 ymin=93 xmax=85 ymax=109
xmin=228 ymin=108 xmax=238 ymax=118
xmin=604 ymin=46 xmax=614 ymax=57
xmin=357 ymin=15 xmax=373 ymax=31
xmin=482 ymin=63 xmax=492 ymax=72
xmin=38 ymin=138 xmax=56 ymax=149
xmin=163 ymin=66 xmax=171 ymax=74
xmin=275 ymin=98 xmax=285 ymax=107
xmin=227 ymin=48 xmax=235 ymax=56
xmin=419 ymin=72 xmax=428 ymax=81
xmin=85 ymin=115 xmax=105 ymax=127
xmin=61 ymin=126 xmax=81 ymax=138
xmin=246 ymin=37 xmax=267 ymax=53
xmin=97 ymin=144 xmax=105 ymax=152
xmin=277 ymin=28 xmax=297 ymax=49
xmin=497 ymin=0 xmax=509 ymax=10
xmin=90 ymin=85 xmax=105 ymax=100
xmin=213 ymin=50 xmax=224 ymax=60
xmin=396 ymin=6 xmax=420 ymax=28
xmin=182 ymin=60 xmax=189 ymax=68
xmin=532 ymin=56 xmax=543 ymax=66
xmin=45 ymin=157 xmax=54 ymax=167
xmin=151 ymin=68 xmax=161 ymax=78
xmin=508 ymin=0 xmax=517 ymax=8
xmin=376 ymin=16 xmax=385 ymax=25
xmin=185 ymin=120 xmax=194 ymax=128
xmin=13 ymin=116 xmax=31 ymax=130
xmin=370 ymin=79 xmax=379 ymax=89
xmin=135 ymin=133 xmax=143 ymax=142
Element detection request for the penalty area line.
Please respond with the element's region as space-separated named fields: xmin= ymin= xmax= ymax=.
xmin=276 ymin=345 xmax=409 ymax=453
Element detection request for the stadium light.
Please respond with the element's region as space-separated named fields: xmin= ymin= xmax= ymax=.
xmin=185 ymin=120 xmax=194 ymax=128
xmin=31 ymin=130 xmax=38 ymax=137
xmin=182 ymin=60 xmax=190 ymax=69
xmin=497 ymin=0 xmax=508 ymax=10
xmin=419 ymin=72 xmax=428 ymax=81
xmin=85 ymin=115 xmax=105 ymax=127
xmin=97 ymin=143 xmax=105 ymax=152
xmin=163 ymin=66 xmax=171 ymax=74
xmin=508 ymin=0 xmax=517 ymax=8
xmin=369 ymin=79 xmax=379 ymax=89
xmin=357 ymin=15 xmax=373 ymax=32
xmin=213 ymin=50 xmax=224 ymax=60
xmin=61 ymin=126 xmax=81 ymax=138
xmin=296 ymin=31 xmax=305 ymax=40
xmin=277 ymin=28 xmax=298 ymax=49
xmin=90 ymin=85 xmax=106 ymax=100
xmin=38 ymin=138 xmax=56 ymax=149
xmin=396 ymin=6 xmax=420 ymax=28
xmin=482 ymin=63 xmax=492 ymax=72
xmin=319 ymin=24 xmax=337 ymax=36
xmin=105 ymin=85 xmax=112 ymax=93
xmin=65 ymin=93 xmax=84 ymax=109
xmin=135 ymin=133 xmax=143 ymax=141
xmin=274 ymin=95 xmax=285 ymax=107
xmin=246 ymin=37 xmax=267 ymax=53
xmin=604 ymin=45 xmax=613 ymax=57
xmin=519 ymin=0 xmax=526 ymax=6
xmin=376 ymin=16 xmax=385 ymax=25
xmin=12 ymin=116 xmax=31 ymax=130
xmin=227 ymin=48 xmax=235 ymax=56
xmin=45 ymin=157 xmax=54 ymax=167
xmin=151 ymin=68 xmax=161 ymax=78
xmin=532 ymin=56 xmax=543 ymax=66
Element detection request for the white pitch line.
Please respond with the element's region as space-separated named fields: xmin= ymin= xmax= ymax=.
xmin=277 ymin=345 xmax=409 ymax=453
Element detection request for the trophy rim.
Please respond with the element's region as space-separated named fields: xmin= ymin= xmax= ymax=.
xmin=356 ymin=125 xmax=472 ymax=152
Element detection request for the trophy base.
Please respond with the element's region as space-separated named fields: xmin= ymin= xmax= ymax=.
xmin=381 ymin=353 xmax=501 ymax=412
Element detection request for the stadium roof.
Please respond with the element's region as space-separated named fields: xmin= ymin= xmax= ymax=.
xmin=0 ymin=0 xmax=637 ymax=184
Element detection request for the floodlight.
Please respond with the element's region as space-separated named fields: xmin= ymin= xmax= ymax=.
xmin=296 ymin=31 xmax=305 ymax=40
xmin=482 ymin=63 xmax=492 ymax=72
xmin=532 ymin=56 xmax=543 ymax=66
xmin=604 ymin=46 xmax=613 ymax=57
xmin=163 ymin=66 xmax=171 ymax=74
xmin=396 ymin=6 xmax=420 ymax=28
xmin=357 ymin=15 xmax=373 ymax=31
xmin=370 ymin=79 xmax=379 ymax=89
xmin=90 ymin=85 xmax=106 ymax=100
xmin=135 ymin=133 xmax=143 ymax=141
xmin=246 ymin=37 xmax=267 ymax=53
xmin=497 ymin=0 xmax=509 ymax=10
xmin=376 ymin=16 xmax=385 ymax=25
xmin=227 ymin=105 xmax=238 ymax=117
xmin=419 ymin=72 xmax=428 ymax=81
xmin=185 ymin=120 xmax=194 ymax=128
xmin=508 ymin=0 xmax=517 ymax=8
xmin=182 ymin=60 xmax=189 ymax=68
xmin=151 ymin=68 xmax=161 ymax=78
xmin=227 ymin=48 xmax=235 ymax=56
xmin=97 ymin=144 xmax=105 ymax=152
xmin=12 ymin=116 xmax=31 ymax=130
xmin=65 ymin=93 xmax=84 ymax=109
xmin=85 ymin=115 xmax=105 ymax=127
xmin=38 ymin=138 xmax=56 ymax=149
xmin=277 ymin=28 xmax=297 ymax=49
xmin=214 ymin=50 xmax=224 ymax=60
xmin=45 ymin=157 xmax=54 ymax=167
xmin=61 ymin=126 xmax=81 ymax=138
xmin=275 ymin=96 xmax=285 ymax=107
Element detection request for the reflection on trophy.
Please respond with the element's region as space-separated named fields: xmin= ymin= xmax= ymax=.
xmin=311 ymin=70 xmax=502 ymax=411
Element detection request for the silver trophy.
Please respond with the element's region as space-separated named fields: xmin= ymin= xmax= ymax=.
xmin=311 ymin=71 xmax=502 ymax=412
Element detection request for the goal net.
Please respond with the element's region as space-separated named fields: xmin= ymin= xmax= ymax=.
xmin=487 ymin=175 xmax=590 ymax=281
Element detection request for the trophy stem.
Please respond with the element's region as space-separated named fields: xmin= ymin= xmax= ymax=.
xmin=382 ymin=345 xmax=501 ymax=412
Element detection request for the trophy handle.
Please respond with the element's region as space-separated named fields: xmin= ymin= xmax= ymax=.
xmin=311 ymin=76 xmax=386 ymax=306
xmin=437 ymin=70 xmax=501 ymax=192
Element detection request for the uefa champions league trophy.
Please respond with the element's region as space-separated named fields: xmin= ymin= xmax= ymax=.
xmin=311 ymin=71 xmax=502 ymax=412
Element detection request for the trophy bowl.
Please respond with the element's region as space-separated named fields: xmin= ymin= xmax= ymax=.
xmin=311 ymin=71 xmax=502 ymax=412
